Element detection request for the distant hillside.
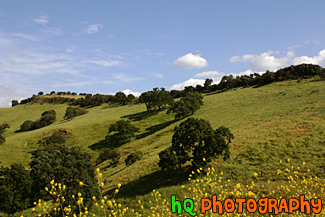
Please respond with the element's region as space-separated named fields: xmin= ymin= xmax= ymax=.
xmin=0 ymin=65 xmax=324 ymax=216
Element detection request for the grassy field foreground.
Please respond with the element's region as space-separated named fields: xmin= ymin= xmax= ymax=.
xmin=0 ymin=78 xmax=324 ymax=216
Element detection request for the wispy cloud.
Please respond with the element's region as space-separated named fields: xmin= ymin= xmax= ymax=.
xmin=34 ymin=16 xmax=49 ymax=24
xmin=87 ymin=24 xmax=103 ymax=34
xmin=153 ymin=73 xmax=163 ymax=78
xmin=113 ymin=73 xmax=144 ymax=82
xmin=87 ymin=60 xmax=120 ymax=67
xmin=43 ymin=27 xmax=62 ymax=36
xmin=12 ymin=33 xmax=38 ymax=41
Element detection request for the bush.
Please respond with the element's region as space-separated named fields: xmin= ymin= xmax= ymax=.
xmin=64 ymin=106 xmax=88 ymax=120
xmin=20 ymin=120 xmax=34 ymax=132
xmin=96 ymin=148 xmax=121 ymax=165
xmin=125 ymin=151 xmax=143 ymax=166
xmin=19 ymin=110 xmax=56 ymax=132
xmin=40 ymin=129 xmax=71 ymax=146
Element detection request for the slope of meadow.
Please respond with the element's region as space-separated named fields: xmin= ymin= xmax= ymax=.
xmin=0 ymin=78 xmax=324 ymax=216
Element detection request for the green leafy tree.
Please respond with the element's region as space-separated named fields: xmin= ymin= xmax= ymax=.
xmin=204 ymin=78 xmax=213 ymax=91
xmin=158 ymin=118 xmax=233 ymax=170
xmin=140 ymin=88 xmax=174 ymax=111
xmin=29 ymin=145 xmax=99 ymax=207
xmin=168 ymin=92 xmax=203 ymax=119
xmin=11 ymin=100 xmax=19 ymax=107
xmin=0 ymin=163 xmax=33 ymax=215
xmin=113 ymin=92 xmax=131 ymax=105
xmin=106 ymin=120 xmax=139 ymax=147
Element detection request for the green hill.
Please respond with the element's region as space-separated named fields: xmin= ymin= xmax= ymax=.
xmin=0 ymin=77 xmax=324 ymax=215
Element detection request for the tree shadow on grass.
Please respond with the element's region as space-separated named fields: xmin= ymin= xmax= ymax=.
xmin=121 ymin=110 xmax=159 ymax=121
xmin=88 ymin=139 xmax=107 ymax=151
xmin=204 ymin=88 xmax=231 ymax=96
xmin=136 ymin=119 xmax=178 ymax=140
xmin=106 ymin=166 xmax=191 ymax=198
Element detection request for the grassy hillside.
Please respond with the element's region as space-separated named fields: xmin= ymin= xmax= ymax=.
xmin=0 ymin=77 xmax=324 ymax=215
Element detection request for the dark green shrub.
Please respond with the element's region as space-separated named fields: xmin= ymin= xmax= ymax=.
xmin=40 ymin=129 xmax=71 ymax=146
xmin=96 ymin=148 xmax=121 ymax=165
xmin=64 ymin=107 xmax=88 ymax=120
xmin=19 ymin=110 xmax=56 ymax=132
xmin=125 ymin=151 xmax=143 ymax=166
xmin=20 ymin=120 xmax=34 ymax=131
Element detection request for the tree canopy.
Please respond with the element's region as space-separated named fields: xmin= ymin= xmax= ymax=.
xmin=0 ymin=163 xmax=33 ymax=215
xmin=168 ymin=92 xmax=203 ymax=119
xmin=29 ymin=145 xmax=99 ymax=206
xmin=105 ymin=120 xmax=139 ymax=147
xmin=158 ymin=118 xmax=233 ymax=170
xmin=139 ymin=88 xmax=174 ymax=111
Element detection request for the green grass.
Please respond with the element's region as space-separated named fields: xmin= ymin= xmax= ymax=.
xmin=0 ymin=78 xmax=324 ymax=214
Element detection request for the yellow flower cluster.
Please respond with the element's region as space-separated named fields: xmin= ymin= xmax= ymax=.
xmin=27 ymin=162 xmax=324 ymax=216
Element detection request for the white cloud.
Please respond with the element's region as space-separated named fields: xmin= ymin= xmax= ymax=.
xmin=194 ymin=71 xmax=221 ymax=78
xmin=87 ymin=60 xmax=120 ymax=67
xmin=230 ymin=51 xmax=292 ymax=72
xmin=173 ymin=53 xmax=208 ymax=69
xmin=12 ymin=33 xmax=38 ymax=41
xmin=170 ymin=78 xmax=205 ymax=90
xmin=87 ymin=24 xmax=103 ymax=34
xmin=230 ymin=56 xmax=240 ymax=63
xmin=121 ymin=89 xmax=141 ymax=97
xmin=293 ymin=49 xmax=325 ymax=67
xmin=34 ymin=16 xmax=49 ymax=24
xmin=112 ymin=73 xmax=144 ymax=82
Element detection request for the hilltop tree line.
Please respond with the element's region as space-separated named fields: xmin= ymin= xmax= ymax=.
xmin=13 ymin=64 xmax=324 ymax=108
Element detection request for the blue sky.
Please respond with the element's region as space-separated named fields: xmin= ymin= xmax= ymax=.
xmin=1 ymin=0 xmax=325 ymax=107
